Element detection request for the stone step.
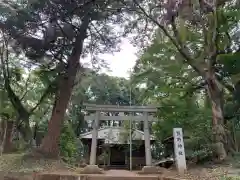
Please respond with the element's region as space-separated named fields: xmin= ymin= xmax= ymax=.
xmin=35 ymin=173 xmax=184 ymax=180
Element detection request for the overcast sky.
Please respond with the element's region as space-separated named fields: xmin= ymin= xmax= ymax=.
xmin=82 ymin=39 xmax=138 ymax=79
xmin=102 ymin=39 xmax=137 ymax=78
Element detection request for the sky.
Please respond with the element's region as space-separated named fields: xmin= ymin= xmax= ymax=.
xmin=102 ymin=39 xmax=138 ymax=78
xmin=82 ymin=39 xmax=138 ymax=79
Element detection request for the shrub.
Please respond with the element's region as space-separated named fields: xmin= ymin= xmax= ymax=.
xmin=59 ymin=123 xmax=79 ymax=163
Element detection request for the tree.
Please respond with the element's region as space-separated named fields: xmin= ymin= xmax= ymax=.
xmin=132 ymin=36 xmax=214 ymax=160
xmin=127 ymin=0 xmax=240 ymax=160
xmin=0 ymin=35 xmax=56 ymax=143
xmin=0 ymin=0 xmax=134 ymax=157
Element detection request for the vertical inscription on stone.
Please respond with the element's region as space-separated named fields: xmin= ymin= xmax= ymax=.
xmin=173 ymin=128 xmax=186 ymax=174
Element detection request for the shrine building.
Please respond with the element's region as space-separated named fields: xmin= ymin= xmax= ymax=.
xmin=80 ymin=126 xmax=155 ymax=169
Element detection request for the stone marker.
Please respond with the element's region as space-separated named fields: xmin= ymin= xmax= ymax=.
xmin=173 ymin=128 xmax=187 ymax=175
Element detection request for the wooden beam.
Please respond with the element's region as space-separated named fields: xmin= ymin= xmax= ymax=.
xmin=83 ymin=103 xmax=158 ymax=112
xmin=84 ymin=115 xmax=157 ymax=121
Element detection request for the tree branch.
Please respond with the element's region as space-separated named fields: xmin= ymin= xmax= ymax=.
xmin=29 ymin=62 xmax=64 ymax=114
xmin=216 ymin=74 xmax=235 ymax=93
xmin=198 ymin=0 xmax=209 ymax=57
xmin=181 ymin=81 xmax=207 ymax=98
xmin=29 ymin=84 xmax=53 ymax=114
xmin=20 ymin=73 xmax=31 ymax=101
xmin=132 ymin=0 xmax=204 ymax=76
xmin=208 ymin=1 xmax=218 ymax=68
xmin=0 ymin=37 xmax=29 ymax=119
xmin=221 ymin=81 xmax=235 ymax=93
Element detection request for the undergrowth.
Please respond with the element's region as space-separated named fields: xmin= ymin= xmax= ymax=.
xmin=0 ymin=153 xmax=74 ymax=173
xmin=220 ymin=176 xmax=240 ymax=180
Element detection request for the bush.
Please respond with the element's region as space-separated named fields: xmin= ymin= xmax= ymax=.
xmin=220 ymin=176 xmax=240 ymax=180
xmin=186 ymin=148 xmax=213 ymax=164
xmin=59 ymin=123 xmax=79 ymax=163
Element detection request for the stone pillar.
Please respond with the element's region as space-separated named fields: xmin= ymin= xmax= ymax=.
xmin=173 ymin=128 xmax=187 ymax=175
xmin=143 ymin=112 xmax=152 ymax=166
xmin=89 ymin=111 xmax=100 ymax=165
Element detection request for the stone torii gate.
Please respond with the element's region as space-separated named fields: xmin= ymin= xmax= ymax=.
xmin=83 ymin=103 xmax=158 ymax=172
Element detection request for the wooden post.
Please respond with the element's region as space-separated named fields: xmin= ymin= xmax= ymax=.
xmin=89 ymin=111 xmax=100 ymax=165
xmin=143 ymin=112 xmax=152 ymax=166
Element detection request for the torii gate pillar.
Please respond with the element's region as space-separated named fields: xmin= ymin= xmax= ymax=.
xmin=89 ymin=111 xmax=100 ymax=165
xmin=143 ymin=112 xmax=152 ymax=166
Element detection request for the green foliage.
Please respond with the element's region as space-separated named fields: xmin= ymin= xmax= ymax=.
xmin=217 ymin=52 xmax=240 ymax=76
xmin=220 ymin=176 xmax=240 ymax=180
xmin=154 ymin=96 xmax=212 ymax=140
xmin=1 ymin=0 xmax=240 ymax=168
xmin=133 ymin=31 xmax=214 ymax=160
xmin=153 ymin=94 xmax=213 ymax=159
xmin=0 ymin=89 xmax=16 ymax=119
xmin=59 ymin=123 xmax=80 ymax=163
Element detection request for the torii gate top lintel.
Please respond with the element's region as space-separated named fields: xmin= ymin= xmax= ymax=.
xmin=83 ymin=103 xmax=158 ymax=113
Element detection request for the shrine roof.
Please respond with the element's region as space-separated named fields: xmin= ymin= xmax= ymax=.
xmin=80 ymin=126 xmax=155 ymax=144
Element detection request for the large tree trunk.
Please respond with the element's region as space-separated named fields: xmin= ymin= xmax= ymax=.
xmin=205 ymin=72 xmax=227 ymax=160
xmin=0 ymin=120 xmax=7 ymax=155
xmin=17 ymin=118 xmax=32 ymax=143
xmin=39 ymin=18 xmax=90 ymax=158
xmin=0 ymin=120 xmax=14 ymax=154
xmin=3 ymin=121 xmax=14 ymax=153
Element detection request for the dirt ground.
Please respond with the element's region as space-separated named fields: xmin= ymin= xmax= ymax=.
xmin=162 ymin=166 xmax=229 ymax=180
xmin=0 ymin=153 xmax=238 ymax=180
xmin=0 ymin=165 xmax=232 ymax=180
